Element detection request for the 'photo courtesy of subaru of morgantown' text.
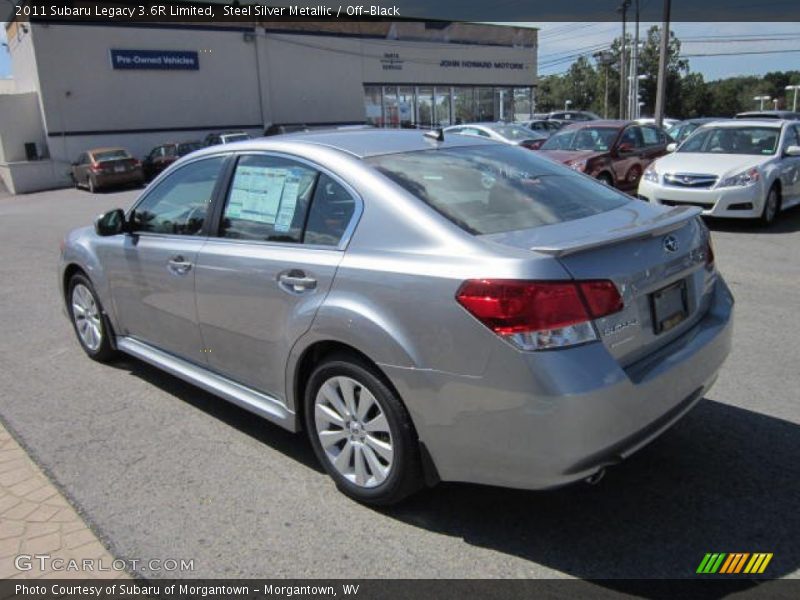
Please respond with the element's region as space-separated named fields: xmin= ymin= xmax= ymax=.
xmin=0 ymin=1 xmax=798 ymax=599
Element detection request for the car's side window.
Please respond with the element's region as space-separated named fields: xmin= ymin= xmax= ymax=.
xmin=304 ymin=174 xmax=357 ymax=247
xmin=783 ymin=126 xmax=800 ymax=150
xmin=219 ymin=155 xmax=318 ymax=243
xmin=641 ymin=126 xmax=660 ymax=146
xmin=619 ymin=127 xmax=639 ymax=148
xmin=131 ymin=157 xmax=225 ymax=236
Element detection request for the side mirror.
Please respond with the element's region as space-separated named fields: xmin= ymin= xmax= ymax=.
xmin=617 ymin=142 xmax=634 ymax=154
xmin=785 ymin=145 xmax=800 ymax=157
xmin=94 ymin=208 xmax=127 ymax=236
xmin=667 ymin=143 xmax=677 ymax=153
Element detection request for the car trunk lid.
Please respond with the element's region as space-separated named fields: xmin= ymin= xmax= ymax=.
xmin=482 ymin=203 xmax=716 ymax=366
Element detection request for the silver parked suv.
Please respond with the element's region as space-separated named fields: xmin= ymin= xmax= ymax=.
xmin=59 ymin=130 xmax=733 ymax=504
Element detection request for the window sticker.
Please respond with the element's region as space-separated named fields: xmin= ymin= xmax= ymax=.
xmin=273 ymin=168 xmax=304 ymax=232
xmin=227 ymin=166 xmax=287 ymax=224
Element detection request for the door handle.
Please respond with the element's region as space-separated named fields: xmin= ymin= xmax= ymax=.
xmin=167 ymin=255 xmax=193 ymax=275
xmin=278 ymin=271 xmax=317 ymax=292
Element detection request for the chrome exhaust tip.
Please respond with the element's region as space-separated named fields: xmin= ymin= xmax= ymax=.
xmin=585 ymin=468 xmax=606 ymax=486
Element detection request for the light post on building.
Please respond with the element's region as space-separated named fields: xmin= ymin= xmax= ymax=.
xmin=753 ymin=95 xmax=771 ymax=111
xmin=786 ymin=85 xmax=800 ymax=112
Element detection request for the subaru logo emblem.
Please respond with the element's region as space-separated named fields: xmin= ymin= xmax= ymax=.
xmin=663 ymin=235 xmax=679 ymax=253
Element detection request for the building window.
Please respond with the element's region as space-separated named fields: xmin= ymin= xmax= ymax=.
xmin=364 ymin=86 xmax=382 ymax=127
xmin=365 ymin=85 xmax=535 ymax=129
xmin=398 ymin=86 xmax=416 ymax=128
xmin=382 ymin=86 xmax=399 ymax=128
xmin=514 ymin=88 xmax=533 ymax=121
xmin=417 ymin=87 xmax=434 ymax=129
xmin=434 ymin=87 xmax=451 ymax=127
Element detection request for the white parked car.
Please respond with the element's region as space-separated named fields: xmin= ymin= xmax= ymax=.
xmin=638 ymin=120 xmax=800 ymax=225
xmin=636 ymin=117 xmax=681 ymax=129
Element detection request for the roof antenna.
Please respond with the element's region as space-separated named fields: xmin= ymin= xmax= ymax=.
xmin=423 ymin=128 xmax=444 ymax=142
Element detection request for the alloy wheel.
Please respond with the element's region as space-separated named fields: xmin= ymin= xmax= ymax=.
xmin=71 ymin=283 xmax=103 ymax=351
xmin=313 ymin=376 xmax=394 ymax=488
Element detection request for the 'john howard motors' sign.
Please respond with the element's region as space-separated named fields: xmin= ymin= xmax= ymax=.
xmin=110 ymin=49 xmax=199 ymax=70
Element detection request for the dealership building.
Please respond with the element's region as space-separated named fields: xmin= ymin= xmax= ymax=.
xmin=0 ymin=20 xmax=537 ymax=193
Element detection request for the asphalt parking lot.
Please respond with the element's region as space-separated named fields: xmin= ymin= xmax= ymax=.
xmin=0 ymin=184 xmax=798 ymax=584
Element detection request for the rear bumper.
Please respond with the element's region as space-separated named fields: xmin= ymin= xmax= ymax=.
xmin=638 ymin=180 xmax=764 ymax=219
xmin=382 ymin=276 xmax=734 ymax=490
xmin=95 ymin=168 xmax=144 ymax=188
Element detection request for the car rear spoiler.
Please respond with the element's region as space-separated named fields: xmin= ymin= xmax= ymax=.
xmin=530 ymin=206 xmax=702 ymax=257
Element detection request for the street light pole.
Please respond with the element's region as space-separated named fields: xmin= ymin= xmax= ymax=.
xmin=654 ymin=0 xmax=671 ymax=129
xmin=786 ymin=85 xmax=800 ymax=112
xmin=754 ymin=95 xmax=771 ymax=111
xmin=594 ymin=50 xmax=614 ymax=119
xmin=618 ymin=0 xmax=631 ymax=120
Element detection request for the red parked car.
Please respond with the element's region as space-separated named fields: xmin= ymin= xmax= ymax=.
xmin=142 ymin=141 xmax=203 ymax=180
xmin=536 ymin=120 xmax=673 ymax=192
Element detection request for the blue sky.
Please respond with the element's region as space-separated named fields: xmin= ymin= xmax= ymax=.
xmin=532 ymin=22 xmax=800 ymax=80
xmin=1 ymin=21 xmax=798 ymax=81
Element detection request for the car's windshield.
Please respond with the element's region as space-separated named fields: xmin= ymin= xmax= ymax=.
xmin=540 ymin=127 xmax=619 ymax=151
xmin=678 ymin=126 xmax=780 ymax=155
xmin=367 ymin=145 xmax=629 ymax=235
xmin=93 ymin=150 xmax=130 ymax=161
xmin=177 ymin=142 xmax=203 ymax=155
xmin=489 ymin=124 xmax=542 ymax=140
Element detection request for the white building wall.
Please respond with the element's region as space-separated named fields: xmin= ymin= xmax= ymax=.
xmin=0 ymin=92 xmax=48 ymax=162
xmin=29 ymin=23 xmax=264 ymax=161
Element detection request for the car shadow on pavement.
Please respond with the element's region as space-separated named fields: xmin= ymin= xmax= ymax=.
xmin=111 ymin=357 xmax=324 ymax=473
xmin=705 ymin=203 xmax=800 ymax=234
xmin=381 ymin=398 xmax=800 ymax=595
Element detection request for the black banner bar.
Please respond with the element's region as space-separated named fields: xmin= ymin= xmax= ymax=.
xmin=3 ymin=0 xmax=800 ymax=23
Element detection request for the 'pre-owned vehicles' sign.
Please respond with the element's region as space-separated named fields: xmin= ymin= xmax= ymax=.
xmin=109 ymin=49 xmax=199 ymax=70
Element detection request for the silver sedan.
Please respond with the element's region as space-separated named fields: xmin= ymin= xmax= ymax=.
xmin=59 ymin=130 xmax=733 ymax=504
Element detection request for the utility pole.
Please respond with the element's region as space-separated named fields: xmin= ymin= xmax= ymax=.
xmin=654 ymin=0 xmax=671 ymax=129
xmin=618 ymin=0 xmax=631 ymax=120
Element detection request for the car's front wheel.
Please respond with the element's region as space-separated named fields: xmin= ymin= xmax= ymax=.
xmin=305 ymin=355 xmax=423 ymax=505
xmin=759 ymin=185 xmax=781 ymax=227
xmin=67 ymin=274 xmax=118 ymax=362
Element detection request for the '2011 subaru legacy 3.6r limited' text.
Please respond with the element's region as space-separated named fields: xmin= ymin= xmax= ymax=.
xmin=59 ymin=130 xmax=733 ymax=504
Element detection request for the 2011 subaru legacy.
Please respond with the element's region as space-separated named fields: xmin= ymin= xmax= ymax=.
xmin=59 ymin=130 xmax=733 ymax=505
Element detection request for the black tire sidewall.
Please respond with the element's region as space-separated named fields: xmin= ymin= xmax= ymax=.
xmin=67 ymin=274 xmax=116 ymax=362
xmin=304 ymin=357 xmax=421 ymax=505
xmin=760 ymin=186 xmax=780 ymax=226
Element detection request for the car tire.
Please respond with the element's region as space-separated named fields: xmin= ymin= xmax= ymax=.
xmin=304 ymin=354 xmax=423 ymax=505
xmin=597 ymin=172 xmax=614 ymax=187
xmin=67 ymin=273 xmax=119 ymax=363
xmin=759 ymin=185 xmax=781 ymax=227
xmin=88 ymin=176 xmax=97 ymax=194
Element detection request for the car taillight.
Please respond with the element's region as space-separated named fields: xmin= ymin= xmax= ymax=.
xmin=132 ymin=159 xmax=141 ymax=167
xmin=456 ymin=279 xmax=623 ymax=351
xmin=90 ymin=163 xmax=103 ymax=172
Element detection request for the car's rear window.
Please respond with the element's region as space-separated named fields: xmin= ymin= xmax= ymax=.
xmin=93 ymin=150 xmax=130 ymax=162
xmin=367 ymin=145 xmax=630 ymax=235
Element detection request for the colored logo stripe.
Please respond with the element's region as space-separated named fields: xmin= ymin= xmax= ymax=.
xmin=697 ymin=553 xmax=727 ymax=573
xmin=697 ymin=553 xmax=773 ymax=574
